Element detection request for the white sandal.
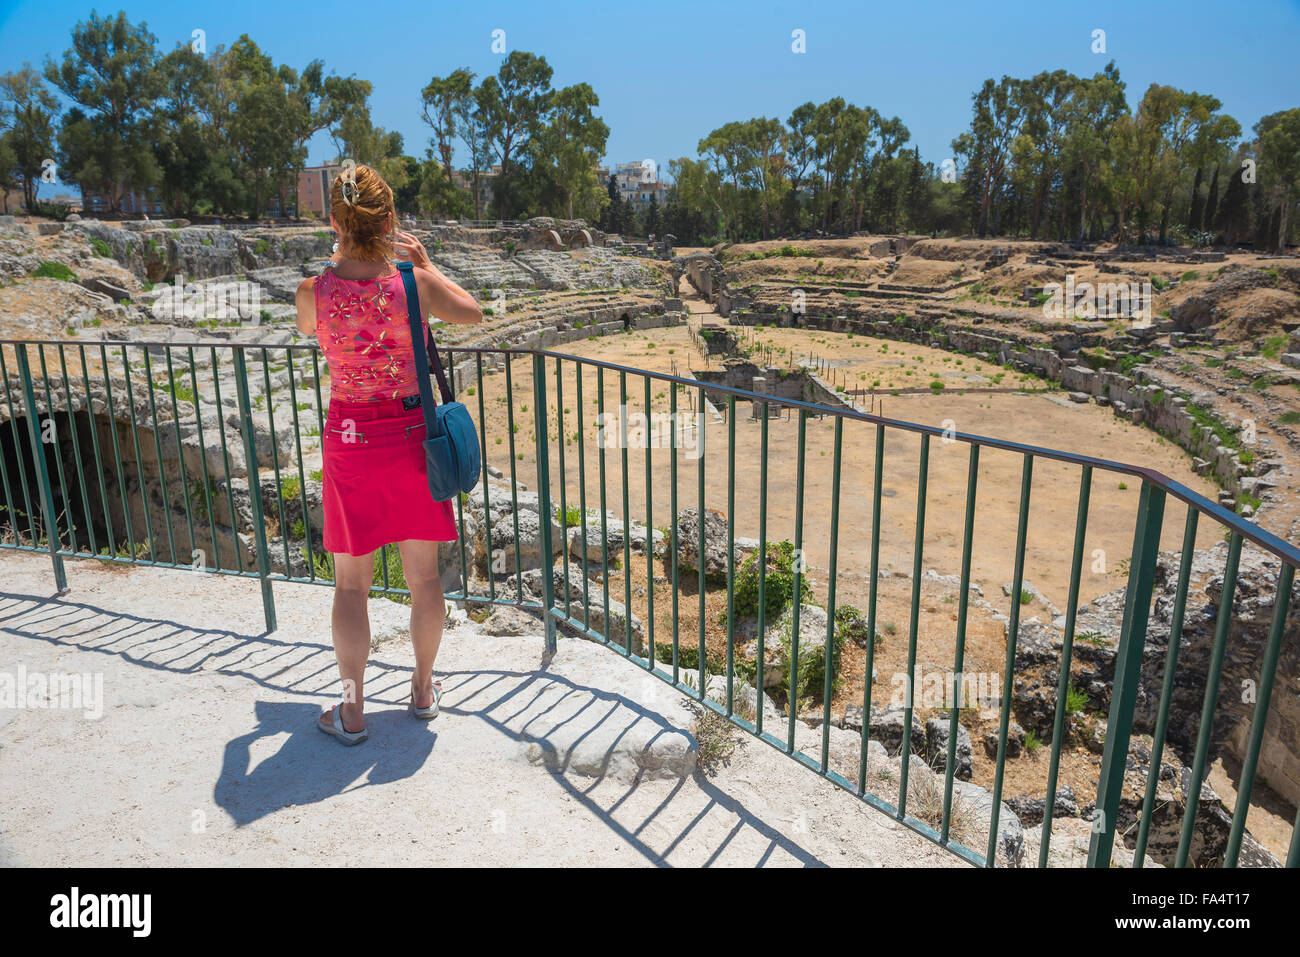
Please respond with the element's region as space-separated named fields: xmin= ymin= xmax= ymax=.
xmin=410 ymin=678 xmax=441 ymax=720
xmin=317 ymin=704 xmax=368 ymax=745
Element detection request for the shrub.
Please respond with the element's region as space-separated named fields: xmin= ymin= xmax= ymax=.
xmin=29 ymin=201 xmax=73 ymax=221
xmin=31 ymin=261 xmax=76 ymax=281
xmin=778 ymin=613 xmax=845 ymax=704
xmin=1186 ymin=401 xmax=1239 ymax=449
xmin=725 ymin=540 xmax=813 ymax=625
xmin=89 ymin=238 xmax=112 ymax=258
xmin=834 ymin=604 xmax=874 ymax=647
xmin=690 ymin=705 xmax=739 ymax=772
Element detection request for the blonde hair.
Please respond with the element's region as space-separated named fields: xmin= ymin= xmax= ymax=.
xmin=331 ymin=163 xmax=395 ymax=262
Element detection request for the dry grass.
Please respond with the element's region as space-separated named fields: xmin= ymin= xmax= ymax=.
xmin=690 ymin=704 xmax=740 ymax=774
xmin=907 ymin=764 xmax=981 ymax=848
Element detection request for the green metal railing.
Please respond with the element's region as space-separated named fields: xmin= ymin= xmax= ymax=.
xmin=2 ymin=335 xmax=1297 ymax=869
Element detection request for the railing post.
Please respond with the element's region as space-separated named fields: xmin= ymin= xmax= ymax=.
xmin=15 ymin=344 xmax=67 ymax=594
xmin=1088 ymin=481 xmax=1165 ymax=867
xmin=232 ymin=349 xmax=276 ymax=633
xmin=532 ymin=352 xmax=557 ymax=654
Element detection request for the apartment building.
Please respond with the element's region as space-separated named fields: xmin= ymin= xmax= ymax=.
xmin=297 ymin=164 xmax=343 ymax=217
xmin=596 ymin=160 xmax=669 ymax=209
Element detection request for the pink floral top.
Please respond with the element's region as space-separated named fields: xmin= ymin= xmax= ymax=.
xmin=314 ymin=268 xmax=420 ymax=401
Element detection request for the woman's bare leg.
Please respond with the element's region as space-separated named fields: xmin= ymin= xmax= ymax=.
xmin=320 ymin=550 xmax=374 ymax=733
xmin=396 ymin=539 xmax=445 ymax=709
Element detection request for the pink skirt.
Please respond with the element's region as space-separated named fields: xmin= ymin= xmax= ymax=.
xmin=322 ymin=395 xmax=459 ymax=556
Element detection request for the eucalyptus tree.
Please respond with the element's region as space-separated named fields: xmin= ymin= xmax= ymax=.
xmin=666 ymin=156 xmax=720 ymax=242
xmin=1255 ymin=108 xmax=1300 ymax=251
xmin=292 ymin=60 xmax=370 ymax=165
xmin=809 ymin=97 xmax=848 ymax=232
xmin=1008 ymin=69 xmax=1073 ymax=238
xmin=1059 ymin=63 xmax=1127 ymax=241
xmin=456 ymin=86 xmax=494 ymax=219
xmin=735 ymin=116 xmax=784 ymax=239
xmin=698 ymin=121 xmax=751 ymax=240
xmin=44 ymin=10 xmax=162 ymax=213
xmin=783 ymin=102 xmax=819 ymax=232
xmin=420 ymin=68 xmax=474 ymax=188
xmin=530 ymin=82 xmax=608 ymax=220
xmin=150 ymin=45 xmax=227 ymax=216
xmin=332 ymin=110 xmax=407 ymax=192
xmin=219 ymin=36 xmax=303 ymax=217
xmin=955 ymin=76 xmax=1028 ymax=237
xmin=0 ymin=64 xmax=59 ymax=210
xmin=477 ymin=51 xmax=554 ymax=219
xmin=862 ymin=113 xmax=908 ymax=232
xmin=839 ymin=105 xmax=879 ymax=233
xmin=1157 ymin=89 xmax=1236 ymax=241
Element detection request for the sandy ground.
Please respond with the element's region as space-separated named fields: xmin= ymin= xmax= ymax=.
xmin=0 ymin=549 xmax=960 ymax=868
xmin=465 ymin=302 xmax=1222 ymax=612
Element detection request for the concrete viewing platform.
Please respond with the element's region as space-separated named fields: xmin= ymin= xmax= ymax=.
xmin=0 ymin=551 xmax=957 ymax=867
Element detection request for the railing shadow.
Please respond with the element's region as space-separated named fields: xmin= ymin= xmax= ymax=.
xmin=0 ymin=587 xmax=836 ymax=866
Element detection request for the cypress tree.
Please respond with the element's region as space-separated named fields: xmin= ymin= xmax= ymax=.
xmin=1187 ymin=167 xmax=1204 ymax=230
xmin=1217 ymin=166 xmax=1248 ymax=245
xmin=644 ymin=194 xmax=660 ymax=237
xmin=1202 ymin=166 xmax=1219 ymax=237
xmin=600 ymin=174 xmax=619 ymax=232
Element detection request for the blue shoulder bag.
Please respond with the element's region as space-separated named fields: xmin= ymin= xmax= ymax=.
xmin=396 ymin=261 xmax=481 ymax=503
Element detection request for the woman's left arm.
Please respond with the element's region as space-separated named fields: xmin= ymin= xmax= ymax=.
xmin=295 ymin=277 xmax=317 ymax=335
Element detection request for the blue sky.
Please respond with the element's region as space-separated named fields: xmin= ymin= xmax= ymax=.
xmin=2 ymin=0 xmax=1297 ymax=197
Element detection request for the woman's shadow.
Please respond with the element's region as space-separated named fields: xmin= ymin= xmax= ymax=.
xmin=215 ymin=700 xmax=436 ymax=827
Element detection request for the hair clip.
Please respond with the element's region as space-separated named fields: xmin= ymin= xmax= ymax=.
xmin=340 ymin=178 xmax=359 ymax=206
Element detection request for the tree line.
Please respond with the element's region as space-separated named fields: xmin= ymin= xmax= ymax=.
xmin=1 ymin=12 xmax=1296 ymax=250
xmin=661 ymin=62 xmax=1298 ymax=251
xmin=0 ymin=11 xmax=610 ymax=223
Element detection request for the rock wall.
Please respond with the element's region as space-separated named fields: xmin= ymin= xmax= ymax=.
xmin=71 ymin=221 xmax=335 ymax=283
xmin=673 ymin=253 xmax=723 ymax=302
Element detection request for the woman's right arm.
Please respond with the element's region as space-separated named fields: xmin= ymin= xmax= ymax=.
xmin=414 ymin=268 xmax=483 ymax=326
xmin=395 ymin=230 xmax=482 ymax=326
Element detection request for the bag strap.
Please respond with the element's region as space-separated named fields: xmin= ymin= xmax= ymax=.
xmin=397 ymin=261 xmax=453 ymax=426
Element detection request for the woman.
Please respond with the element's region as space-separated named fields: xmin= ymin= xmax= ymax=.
xmin=294 ymin=164 xmax=482 ymax=745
